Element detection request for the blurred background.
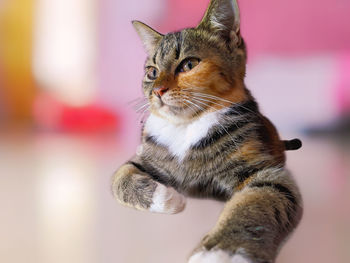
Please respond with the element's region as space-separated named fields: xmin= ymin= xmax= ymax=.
xmin=0 ymin=0 xmax=349 ymax=262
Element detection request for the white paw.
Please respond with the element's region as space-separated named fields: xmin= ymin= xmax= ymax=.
xmin=231 ymin=254 xmax=253 ymax=263
xmin=188 ymin=250 xmax=252 ymax=263
xmin=189 ymin=250 xmax=232 ymax=263
xmin=149 ymin=183 xmax=186 ymax=214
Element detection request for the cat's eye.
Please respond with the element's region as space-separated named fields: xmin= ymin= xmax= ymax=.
xmin=146 ymin=67 xmax=159 ymax=80
xmin=179 ymin=58 xmax=200 ymax=73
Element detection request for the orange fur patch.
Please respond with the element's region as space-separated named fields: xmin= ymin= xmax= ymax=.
xmin=261 ymin=117 xmax=286 ymax=165
xmin=235 ymin=176 xmax=254 ymax=191
xmin=177 ymin=59 xmax=247 ymax=111
xmin=239 ymin=140 xmax=262 ymax=161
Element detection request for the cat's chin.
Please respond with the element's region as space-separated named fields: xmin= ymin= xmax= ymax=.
xmin=154 ymin=104 xmax=203 ymax=125
xmin=152 ymin=97 xmax=201 ymax=120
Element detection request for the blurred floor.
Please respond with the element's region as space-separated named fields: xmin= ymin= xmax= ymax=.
xmin=0 ymin=130 xmax=350 ymax=263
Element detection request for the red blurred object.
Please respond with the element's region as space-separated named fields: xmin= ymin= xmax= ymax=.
xmin=33 ymin=93 xmax=119 ymax=133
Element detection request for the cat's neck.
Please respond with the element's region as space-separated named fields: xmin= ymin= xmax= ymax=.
xmin=146 ymin=108 xmax=225 ymax=128
xmin=144 ymin=110 xmax=224 ymax=160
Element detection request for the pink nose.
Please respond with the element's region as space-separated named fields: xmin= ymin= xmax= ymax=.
xmin=154 ymin=86 xmax=169 ymax=98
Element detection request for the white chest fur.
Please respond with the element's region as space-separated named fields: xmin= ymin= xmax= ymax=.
xmin=144 ymin=112 xmax=222 ymax=160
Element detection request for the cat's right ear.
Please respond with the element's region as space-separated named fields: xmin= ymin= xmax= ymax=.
xmin=197 ymin=0 xmax=241 ymax=46
xmin=132 ymin=21 xmax=163 ymax=55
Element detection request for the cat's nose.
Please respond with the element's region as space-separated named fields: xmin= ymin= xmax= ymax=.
xmin=153 ymin=86 xmax=169 ymax=98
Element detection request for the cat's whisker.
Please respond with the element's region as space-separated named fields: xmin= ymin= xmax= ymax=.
xmin=183 ymin=98 xmax=205 ymax=120
xmin=191 ymin=96 xmax=230 ymax=109
xmin=190 ymin=92 xmax=257 ymax=115
xmin=184 ymin=94 xmax=227 ymax=113
xmin=218 ymin=119 xmax=242 ymax=155
xmin=182 ymin=92 xmax=251 ymax=124
xmin=137 ymin=106 xmax=150 ymax=123
xmin=182 ymin=86 xmax=255 ymax=114
xmin=183 ymin=90 xmax=232 ymax=109
xmin=191 ymin=92 xmax=233 ymax=103
xmin=182 ymin=100 xmax=199 ymax=118
xmin=189 ymin=96 xmax=228 ymax=111
xmin=182 ymin=95 xmax=216 ymax=115
xmin=128 ymin=96 xmax=151 ymax=123
xmin=137 ymin=106 xmax=149 ymax=116
xmin=183 ymin=98 xmax=205 ymax=112
xmin=135 ymin=103 xmax=150 ymax=113
xmin=193 ymin=96 xmax=249 ymax=122
xmin=127 ymin=97 xmax=146 ymax=105
xmin=190 ymin=98 xmax=212 ymax=109
xmin=128 ymin=97 xmax=149 ymax=110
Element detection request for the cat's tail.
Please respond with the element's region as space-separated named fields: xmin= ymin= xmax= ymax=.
xmin=283 ymin=138 xmax=302 ymax=151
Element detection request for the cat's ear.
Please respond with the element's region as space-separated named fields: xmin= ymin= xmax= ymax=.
xmin=197 ymin=0 xmax=241 ymax=45
xmin=132 ymin=21 xmax=163 ymax=54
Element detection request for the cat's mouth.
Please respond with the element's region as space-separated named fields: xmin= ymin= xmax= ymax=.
xmin=156 ymin=95 xmax=181 ymax=109
xmin=152 ymin=90 xmax=208 ymax=119
xmin=158 ymin=101 xmax=186 ymax=113
xmin=154 ymin=97 xmax=203 ymax=119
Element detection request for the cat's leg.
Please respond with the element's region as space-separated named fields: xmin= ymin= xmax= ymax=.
xmin=188 ymin=169 xmax=302 ymax=263
xmin=112 ymin=158 xmax=186 ymax=214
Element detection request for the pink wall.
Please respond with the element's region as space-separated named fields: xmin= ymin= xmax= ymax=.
xmin=335 ymin=53 xmax=350 ymax=114
xmin=159 ymin=0 xmax=350 ymax=58
xmin=240 ymin=0 xmax=350 ymax=57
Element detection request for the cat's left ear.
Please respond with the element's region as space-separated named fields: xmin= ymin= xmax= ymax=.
xmin=132 ymin=21 xmax=163 ymax=55
xmin=197 ymin=0 xmax=241 ymax=46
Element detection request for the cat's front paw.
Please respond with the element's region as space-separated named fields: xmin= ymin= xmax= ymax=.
xmin=188 ymin=249 xmax=253 ymax=263
xmin=149 ymin=183 xmax=186 ymax=214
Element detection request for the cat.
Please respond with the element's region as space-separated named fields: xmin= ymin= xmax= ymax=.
xmin=112 ymin=0 xmax=303 ymax=262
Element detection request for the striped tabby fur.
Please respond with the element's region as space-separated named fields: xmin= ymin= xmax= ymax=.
xmin=112 ymin=0 xmax=302 ymax=262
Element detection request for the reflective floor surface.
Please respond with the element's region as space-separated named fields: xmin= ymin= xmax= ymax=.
xmin=1 ymin=130 xmax=349 ymax=263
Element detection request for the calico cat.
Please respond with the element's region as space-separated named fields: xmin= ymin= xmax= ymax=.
xmin=112 ymin=0 xmax=303 ymax=262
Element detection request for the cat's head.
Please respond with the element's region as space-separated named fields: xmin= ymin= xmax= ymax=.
xmin=133 ymin=0 xmax=248 ymax=124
